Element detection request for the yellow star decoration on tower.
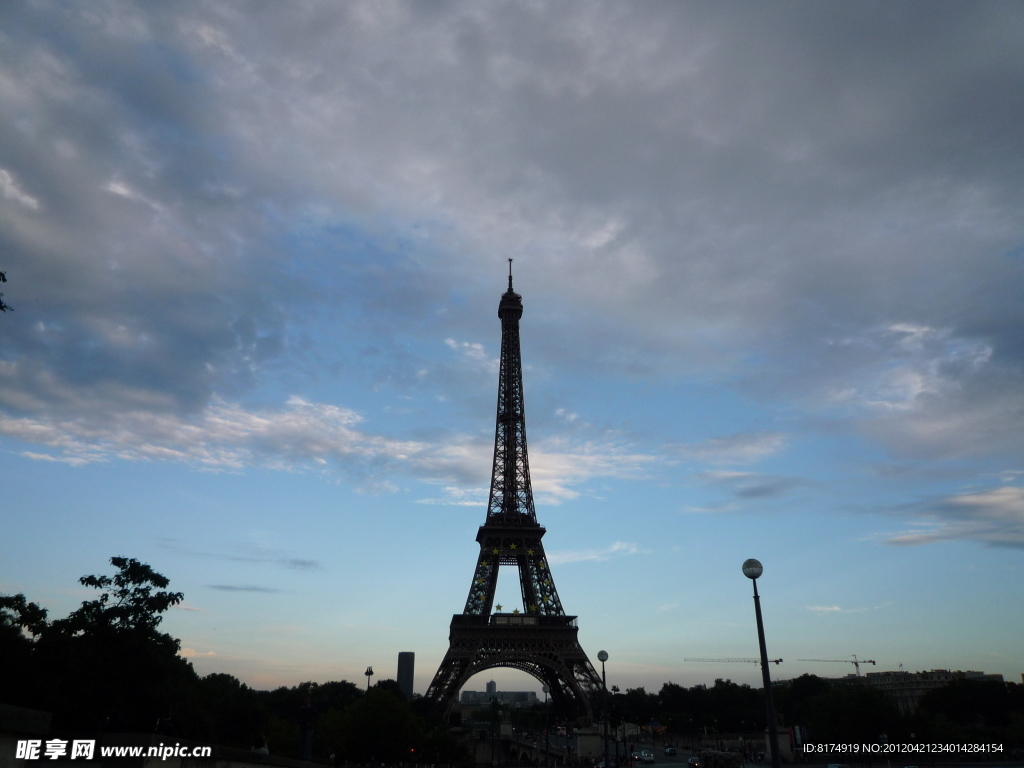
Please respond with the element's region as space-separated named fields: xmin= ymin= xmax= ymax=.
xmin=512 ymin=608 xmax=520 ymax=615
xmin=529 ymin=605 xmax=538 ymax=612
xmin=527 ymin=549 xmax=535 ymax=555
xmin=492 ymin=548 xmax=500 ymax=554
xmin=509 ymin=543 xmax=517 ymax=549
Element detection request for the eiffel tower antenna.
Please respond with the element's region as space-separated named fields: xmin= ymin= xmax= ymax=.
xmin=425 ymin=269 xmax=603 ymax=723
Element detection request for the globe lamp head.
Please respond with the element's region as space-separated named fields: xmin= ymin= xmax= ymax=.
xmin=597 ymin=650 xmax=609 ymax=662
xmin=742 ymin=559 xmax=763 ymax=579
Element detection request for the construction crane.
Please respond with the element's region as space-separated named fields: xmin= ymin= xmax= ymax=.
xmin=685 ymin=657 xmax=783 ymax=665
xmin=798 ymin=655 xmax=876 ymax=676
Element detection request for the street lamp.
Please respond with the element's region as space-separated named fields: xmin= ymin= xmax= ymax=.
xmin=611 ymin=686 xmax=621 ymax=766
xmin=743 ymin=559 xmax=781 ymax=768
xmin=598 ymin=650 xmax=610 ymax=768
xmin=364 ymin=665 xmax=374 ymax=691
xmin=543 ymin=685 xmax=551 ymax=768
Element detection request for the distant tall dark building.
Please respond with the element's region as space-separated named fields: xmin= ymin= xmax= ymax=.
xmin=486 ymin=680 xmax=497 ymax=695
xmin=397 ymin=652 xmax=415 ymax=699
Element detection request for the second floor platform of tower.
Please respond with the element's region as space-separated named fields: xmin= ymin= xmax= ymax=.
xmin=450 ymin=613 xmax=577 ymax=628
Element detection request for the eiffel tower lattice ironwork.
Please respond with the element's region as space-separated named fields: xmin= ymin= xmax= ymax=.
xmin=425 ymin=263 xmax=603 ymax=722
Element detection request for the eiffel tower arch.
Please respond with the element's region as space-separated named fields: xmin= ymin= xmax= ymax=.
xmin=425 ymin=263 xmax=603 ymax=723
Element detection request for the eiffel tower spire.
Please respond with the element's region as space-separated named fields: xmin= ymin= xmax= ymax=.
xmin=462 ymin=259 xmax=564 ymax=616
xmin=489 ymin=257 xmax=535 ymax=524
xmin=425 ymin=268 xmax=601 ymax=723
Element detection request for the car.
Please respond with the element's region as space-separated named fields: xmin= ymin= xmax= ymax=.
xmin=664 ymin=748 xmax=677 ymax=756
xmin=640 ymin=751 xmax=655 ymax=764
xmin=632 ymin=752 xmax=644 ymax=761
xmin=687 ymin=758 xmax=700 ymax=768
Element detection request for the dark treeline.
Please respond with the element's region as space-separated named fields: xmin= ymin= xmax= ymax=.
xmin=604 ymin=674 xmax=1024 ymax=751
xmin=0 ymin=557 xmax=464 ymax=763
xmin=3 ymin=558 xmax=1022 ymax=759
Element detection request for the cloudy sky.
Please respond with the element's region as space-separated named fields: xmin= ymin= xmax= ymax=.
xmin=2 ymin=1 xmax=1023 ymax=694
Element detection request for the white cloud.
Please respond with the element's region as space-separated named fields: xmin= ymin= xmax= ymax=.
xmin=416 ymin=486 xmax=488 ymax=506
xmin=19 ymin=451 xmax=92 ymax=467
xmin=0 ymin=168 xmax=40 ymax=210
xmin=2 ymin=395 xmax=658 ymax=499
xmin=668 ymin=432 xmax=787 ymax=464
xmin=178 ymin=647 xmax=216 ymax=657
xmin=530 ymin=439 xmax=655 ymax=502
xmin=547 ymin=541 xmax=644 ymax=565
xmin=445 ymin=338 xmax=498 ymax=373
xmin=1 ymin=396 xmax=420 ymax=474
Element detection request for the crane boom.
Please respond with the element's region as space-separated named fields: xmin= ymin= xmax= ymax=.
xmin=685 ymin=657 xmax=783 ymax=665
xmin=798 ymin=655 xmax=877 ymax=676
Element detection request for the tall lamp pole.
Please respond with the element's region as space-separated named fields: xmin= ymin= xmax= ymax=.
xmin=598 ymin=651 xmax=610 ymax=768
xmin=743 ymin=559 xmax=781 ymax=768
xmin=364 ymin=665 xmax=374 ymax=691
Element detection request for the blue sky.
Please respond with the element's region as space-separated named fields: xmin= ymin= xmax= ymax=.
xmin=2 ymin=1 xmax=1023 ymax=695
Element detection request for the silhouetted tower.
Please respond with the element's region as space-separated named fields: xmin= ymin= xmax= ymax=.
xmin=425 ymin=263 xmax=602 ymax=722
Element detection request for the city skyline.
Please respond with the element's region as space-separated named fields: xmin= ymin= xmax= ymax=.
xmin=2 ymin=2 xmax=1023 ymax=695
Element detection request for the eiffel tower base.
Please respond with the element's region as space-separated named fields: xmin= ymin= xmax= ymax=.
xmin=426 ymin=613 xmax=601 ymax=724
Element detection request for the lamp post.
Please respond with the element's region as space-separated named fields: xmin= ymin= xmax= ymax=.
xmin=742 ymin=559 xmax=781 ymax=768
xmin=543 ymin=685 xmax=551 ymax=768
xmin=611 ymin=686 xmax=620 ymax=766
xmin=364 ymin=665 xmax=374 ymax=691
xmin=598 ymin=650 xmax=610 ymax=768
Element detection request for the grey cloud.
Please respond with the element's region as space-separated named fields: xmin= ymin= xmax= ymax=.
xmin=696 ymin=470 xmax=807 ymax=500
xmin=886 ymin=485 xmax=1024 ymax=548
xmin=159 ymin=538 xmax=321 ymax=571
xmin=1 ymin=2 xmax=1023 ymax=474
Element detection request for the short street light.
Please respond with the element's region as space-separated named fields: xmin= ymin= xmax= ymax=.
xmin=543 ymin=685 xmax=551 ymax=768
xmin=597 ymin=650 xmax=610 ymax=768
xmin=743 ymin=559 xmax=781 ymax=768
xmin=364 ymin=665 xmax=374 ymax=691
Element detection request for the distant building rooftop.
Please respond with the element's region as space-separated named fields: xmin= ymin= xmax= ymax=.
xmin=460 ymin=689 xmax=540 ymax=708
xmin=774 ymin=669 xmax=1004 ymax=715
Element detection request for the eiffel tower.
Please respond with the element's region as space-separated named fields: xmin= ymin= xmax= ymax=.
xmin=425 ymin=262 xmax=603 ymax=722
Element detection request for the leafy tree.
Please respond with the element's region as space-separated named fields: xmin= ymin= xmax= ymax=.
xmin=29 ymin=557 xmax=194 ymax=733
xmin=50 ymin=557 xmax=184 ymax=636
xmin=0 ymin=268 xmax=11 ymax=312
xmin=802 ymin=682 xmax=904 ymax=744
xmin=322 ymin=687 xmax=424 ymax=762
xmin=914 ymin=679 xmax=1024 ymax=745
xmin=0 ymin=594 xmax=49 ymax=704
